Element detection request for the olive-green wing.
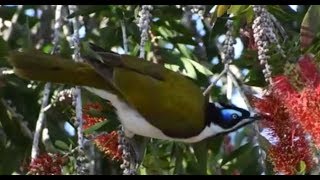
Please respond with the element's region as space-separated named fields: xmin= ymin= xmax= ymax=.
xmin=113 ymin=65 xmax=206 ymax=138
xmin=85 ymin=49 xmax=207 ymax=138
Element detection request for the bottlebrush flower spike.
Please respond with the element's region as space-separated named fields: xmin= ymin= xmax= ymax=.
xmin=297 ymin=54 xmax=320 ymax=87
xmin=94 ymin=131 xmax=122 ymax=161
xmin=253 ymin=76 xmax=314 ymax=175
xmin=28 ymin=153 xmax=66 ymax=175
xmin=83 ymin=102 xmax=103 ymax=112
xmin=272 ymin=75 xmax=297 ymax=94
xmin=82 ymin=114 xmax=105 ymax=130
xmin=82 ymin=103 xmax=106 ymax=130
xmin=82 ymin=102 xmax=122 ymax=160
xmin=287 ymin=85 xmax=320 ymax=149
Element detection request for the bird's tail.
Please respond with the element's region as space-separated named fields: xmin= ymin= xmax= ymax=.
xmin=7 ymin=50 xmax=118 ymax=94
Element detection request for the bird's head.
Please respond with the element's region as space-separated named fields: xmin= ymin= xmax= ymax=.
xmin=206 ymin=102 xmax=260 ymax=136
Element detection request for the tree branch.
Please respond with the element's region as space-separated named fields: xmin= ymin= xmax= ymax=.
xmin=31 ymin=82 xmax=51 ymax=161
xmin=30 ymin=5 xmax=63 ymax=162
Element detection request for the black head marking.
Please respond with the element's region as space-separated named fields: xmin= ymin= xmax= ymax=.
xmin=205 ymin=102 xmax=253 ymax=130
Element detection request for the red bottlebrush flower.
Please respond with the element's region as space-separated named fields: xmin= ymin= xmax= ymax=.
xmin=272 ymin=75 xmax=297 ymax=94
xmin=94 ymin=131 xmax=122 ymax=161
xmin=297 ymin=54 xmax=320 ymax=87
xmin=253 ymin=76 xmax=314 ymax=175
xmin=83 ymin=102 xmax=103 ymax=112
xmin=28 ymin=153 xmax=66 ymax=175
xmin=82 ymin=102 xmax=122 ymax=161
xmin=82 ymin=102 xmax=106 ymax=130
xmin=286 ymin=86 xmax=320 ymax=148
xmin=82 ymin=114 xmax=105 ymax=130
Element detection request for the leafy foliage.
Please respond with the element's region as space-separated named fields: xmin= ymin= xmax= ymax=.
xmin=0 ymin=5 xmax=317 ymax=175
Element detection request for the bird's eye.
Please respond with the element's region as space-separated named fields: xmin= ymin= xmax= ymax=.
xmin=231 ymin=113 xmax=239 ymax=120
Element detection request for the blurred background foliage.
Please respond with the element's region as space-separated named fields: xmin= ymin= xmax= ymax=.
xmin=0 ymin=5 xmax=317 ymax=175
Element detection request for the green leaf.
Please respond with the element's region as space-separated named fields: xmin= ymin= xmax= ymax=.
xmin=59 ymin=38 xmax=73 ymax=59
xmin=296 ymin=161 xmax=306 ymax=175
xmin=187 ymin=58 xmax=213 ymax=76
xmin=167 ymin=36 xmax=197 ymax=46
xmin=300 ymin=5 xmax=320 ymax=50
xmin=152 ymin=6 xmax=183 ymax=20
xmin=227 ymin=5 xmax=246 ymax=16
xmin=220 ymin=142 xmax=252 ymax=167
xmin=54 ymin=140 xmax=69 ymax=150
xmin=0 ymin=99 xmax=31 ymax=147
xmin=99 ymin=26 xmax=121 ymax=50
xmin=177 ymin=44 xmax=192 ymax=59
xmin=192 ymin=140 xmax=208 ymax=175
xmin=172 ymin=143 xmax=184 ymax=174
xmin=20 ymin=19 xmax=32 ymax=50
xmin=83 ymin=120 xmax=108 ymax=134
xmin=207 ymin=135 xmax=224 ymax=155
xmin=258 ymin=134 xmax=272 ymax=151
xmin=0 ymin=37 xmax=8 ymax=58
xmin=157 ymin=26 xmax=174 ymax=39
xmin=143 ymin=153 xmax=172 ymax=174
xmin=180 ymin=57 xmax=197 ymax=79
xmin=217 ymin=5 xmax=230 ymax=17
xmin=239 ymin=146 xmax=262 ymax=175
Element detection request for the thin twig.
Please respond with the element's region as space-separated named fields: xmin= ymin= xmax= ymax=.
xmin=227 ymin=69 xmax=266 ymax=174
xmin=121 ymin=20 xmax=128 ymax=54
xmin=202 ymin=68 xmax=228 ymax=96
xmin=1 ymin=99 xmax=33 ymax=140
xmin=226 ymin=70 xmax=253 ymax=110
xmin=31 ymin=83 xmax=51 ymax=161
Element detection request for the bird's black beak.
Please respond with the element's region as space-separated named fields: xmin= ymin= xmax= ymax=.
xmin=250 ymin=112 xmax=262 ymax=121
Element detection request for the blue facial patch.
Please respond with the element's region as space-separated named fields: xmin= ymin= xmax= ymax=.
xmin=221 ymin=109 xmax=242 ymax=122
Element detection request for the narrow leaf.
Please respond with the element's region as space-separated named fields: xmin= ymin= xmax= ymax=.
xmin=54 ymin=140 xmax=69 ymax=150
xmin=300 ymin=5 xmax=320 ymax=50
xmin=192 ymin=140 xmax=208 ymax=175
xmin=217 ymin=5 xmax=230 ymax=17
xmin=227 ymin=5 xmax=245 ymax=16
xmin=220 ymin=142 xmax=252 ymax=167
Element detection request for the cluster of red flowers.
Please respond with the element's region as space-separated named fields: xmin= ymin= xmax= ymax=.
xmin=253 ymin=54 xmax=320 ymax=174
xmin=94 ymin=131 xmax=123 ymax=161
xmin=82 ymin=102 xmax=105 ymax=130
xmin=82 ymin=103 xmax=122 ymax=161
xmin=28 ymin=153 xmax=66 ymax=175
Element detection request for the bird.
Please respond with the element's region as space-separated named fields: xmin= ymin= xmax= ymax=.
xmin=7 ymin=43 xmax=259 ymax=144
